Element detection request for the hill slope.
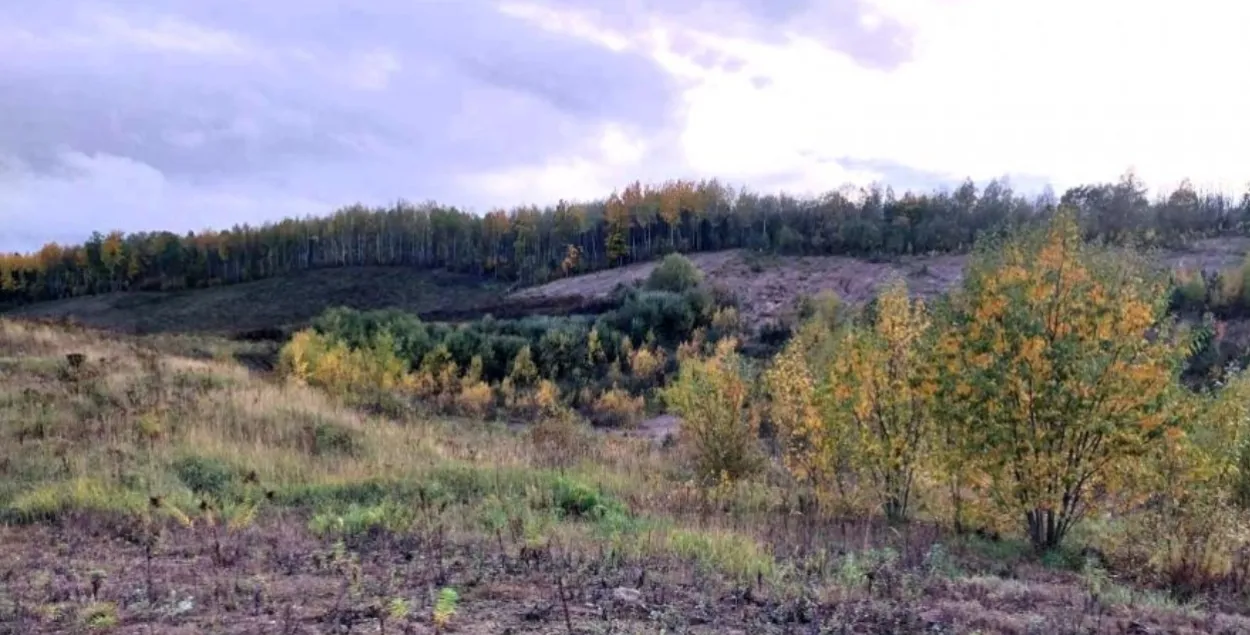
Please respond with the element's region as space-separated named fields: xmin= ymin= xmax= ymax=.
xmin=2 ymin=267 xmax=505 ymax=336
xmin=6 ymin=236 xmax=1250 ymax=338
xmin=4 ymin=319 xmax=1250 ymax=633
xmin=515 ymin=237 xmax=1250 ymax=326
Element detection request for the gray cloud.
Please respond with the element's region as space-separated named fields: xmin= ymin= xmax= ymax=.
xmin=0 ymin=0 xmax=914 ymax=252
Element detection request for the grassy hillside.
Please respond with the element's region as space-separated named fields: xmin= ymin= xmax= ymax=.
xmin=4 ymin=318 xmax=1249 ymax=633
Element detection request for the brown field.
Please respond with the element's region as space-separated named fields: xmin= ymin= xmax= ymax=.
xmin=7 ymin=517 xmax=1250 ymax=635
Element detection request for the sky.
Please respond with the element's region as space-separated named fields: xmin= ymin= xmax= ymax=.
xmin=2 ymin=0 xmax=1248 ymax=252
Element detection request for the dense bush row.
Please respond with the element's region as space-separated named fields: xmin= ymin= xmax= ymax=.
xmin=4 ymin=171 xmax=1248 ymax=306
xmin=280 ymin=255 xmax=736 ymax=424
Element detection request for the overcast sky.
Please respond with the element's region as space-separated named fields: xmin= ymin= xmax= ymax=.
xmin=2 ymin=1 xmax=1248 ymax=252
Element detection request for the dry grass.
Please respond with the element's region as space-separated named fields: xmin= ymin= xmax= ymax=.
xmin=3 ymin=317 xmax=1250 ymax=633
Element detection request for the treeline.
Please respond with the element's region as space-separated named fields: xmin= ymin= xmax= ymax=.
xmin=3 ymin=171 xmax=1248 ymax=307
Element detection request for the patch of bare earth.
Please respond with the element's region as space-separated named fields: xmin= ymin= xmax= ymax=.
xmin=2 ymin=520 xmax=1248 ymax=634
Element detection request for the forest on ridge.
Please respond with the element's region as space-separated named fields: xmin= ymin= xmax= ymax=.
xmin=3 ymin=170 xmax=1249 ymax=308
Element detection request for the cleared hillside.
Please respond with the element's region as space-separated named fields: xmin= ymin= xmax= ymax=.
xmin=6 ymin=236 xmax=1250 ymax=341
xmin=2 ymin=267 xmax=506 ymax=336
xmin=514 ymin=237 xmax=1250 ymax=326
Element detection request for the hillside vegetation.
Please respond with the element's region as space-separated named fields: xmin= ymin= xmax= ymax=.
xmin=11 ymin=174 xmax=1250 ymax=632
xmin=6 ymin=263 xmax=1250 ymax=632
xmin=3 ymin=172 xmax=1249 ymax=310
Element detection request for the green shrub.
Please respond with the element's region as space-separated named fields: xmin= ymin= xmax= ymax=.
xmin=309 ymin=501 xmax=414 ymax=537
xmin=551 ymin=476 xmax=627 ymax=520
xmin=645 ymin=254 xmax=703 ymax=293
xmin=307 ymin=421 xmax=361 ymax=457
xmin=171 ymin=455 xmax=236 ymax=496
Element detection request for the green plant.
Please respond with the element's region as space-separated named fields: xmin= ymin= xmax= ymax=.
xmin=662 ymin=337 xmax=763 ymax=485
xmin=432 ymin=587 xmax=459 ymax=632
xmin=171 ymin=455 xmax=235 ymax=496
xmin=308 ymin=501 xmax=413 ymax=538
xmin=646 ymin=253 xmax=704 ymax=293
xmin=80 ymin=601 xmax=119 ymax=629
xmin=551 ymin=477 xmax=627 ymax=521
xmin=381 ymin=596 xmax=410 ymax=635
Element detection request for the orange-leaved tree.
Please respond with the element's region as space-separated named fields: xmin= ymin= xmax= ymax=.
xmin=936 ymin=209 xmax=1190 ymax=551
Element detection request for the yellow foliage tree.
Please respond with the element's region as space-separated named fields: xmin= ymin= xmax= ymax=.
xmin=590 ymin=387 xmax=645 ymax=428
xmin=662 ymin=338 xmax=762 ymax=485
xmin=416 ymin=344 xmax=458 ymax=397
xmin=628 ymin=345 xmax=664 ymax=382
xmin=560 ymin=244 xmax=582 ymax=277
xmin=776 ymin=280 xmax=934 ymax=521
xmin=279 ymin=329 xmax=408 ymax=397
xmin=456 ymin=355 xmax=495 ymax=418
xmin=936 ymin=210 xmax=1190 ymax=550
xmin=764 ymin=327 xmax=856 ymax=510
xmin=509 ymin=345 xmax=539 ymax=388
xmin=1127 ymin=372 xmax=1250 ymax=594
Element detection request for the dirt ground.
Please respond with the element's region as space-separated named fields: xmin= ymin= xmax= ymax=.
xmin=4 ymin=519 xmax=1249 ymax=635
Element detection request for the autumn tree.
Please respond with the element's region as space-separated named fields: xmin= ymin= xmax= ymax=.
xmin=605 ymin=191 xmax=630 ymax=265
xmin=662 ymin=338 xmax=762 ymax=485
xmin=1129 ymin=372 xmax=1250 ymax=594
xmin=764 ymin=325 xmax=851 ymax=506
xmin=5 ymin=173 xmax=1247 ymax=309
xmin=936 ymin=210 xmax=1191 ymax=551
xmin=560 ymin=244 xmax=582 ymax=277
xmin=769 ymin=281 xmax=935 ymax=521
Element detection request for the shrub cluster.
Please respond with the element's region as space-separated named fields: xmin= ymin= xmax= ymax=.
xmin=280 ymin=255 xmax=736 ymax=422
xmin=666 ymin=211 xmax=1250 ymax=597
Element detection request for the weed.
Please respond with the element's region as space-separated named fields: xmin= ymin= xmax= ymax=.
xmin=80 ymin=601 xmax=118 ymax=629
xmin=171 ymin=455 xmax=237 ymax=497
xmin=432 ymin=587 xmax=459 ymax=633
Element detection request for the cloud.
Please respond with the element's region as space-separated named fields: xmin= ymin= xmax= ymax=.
xmin=0 ymin=151 xmax=332 ymax=252
xmin=638 ymin=0 xmax=1250 ymax=195
xmin=0 ymin=0 xmax=695 ymax=249
xmin=3 ymin=0 xmax=1243 ymax=254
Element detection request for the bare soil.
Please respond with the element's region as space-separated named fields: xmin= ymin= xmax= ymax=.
xmin=3 ymin=518 xmax=1248 ymax=634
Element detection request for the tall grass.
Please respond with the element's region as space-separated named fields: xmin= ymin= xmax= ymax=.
xmin=0 ymin=319 xmax=783 ymax=586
